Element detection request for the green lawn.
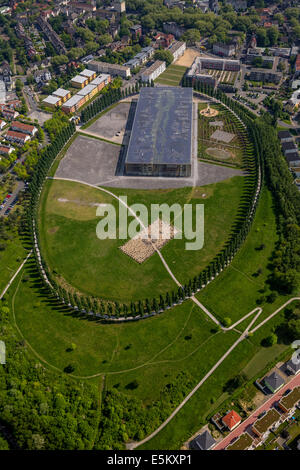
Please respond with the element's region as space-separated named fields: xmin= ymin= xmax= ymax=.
xmin=38 ymin=176 xmax=244 ymax=303
xmin=196 ymin=188 xmax=286 ymax=324
xmin=155 ymin=65 xmax=187 ymax=86
xmin=0 ymin=235 xmax=26 ymax=293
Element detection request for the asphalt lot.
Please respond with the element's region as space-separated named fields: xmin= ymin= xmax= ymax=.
xmin=86 ymin=102 xmax=132 ymax=144
xmin=55 ymin=134 xmax=121 ymax=186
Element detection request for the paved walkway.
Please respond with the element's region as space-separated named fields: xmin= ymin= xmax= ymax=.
xmin=214 ymin=373 xmax=300 ymax=450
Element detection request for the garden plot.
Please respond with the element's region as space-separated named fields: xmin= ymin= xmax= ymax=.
xmin=198 ymin=103 xmax=246 ymax=167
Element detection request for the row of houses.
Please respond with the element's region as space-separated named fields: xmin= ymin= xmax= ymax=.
xmin=192 ymin=353 xmax=300 ymax=450
xmin=62 ymin=74 xmax=111 ymax=113
xmin=193 ymin=385 xmax=300 ymax=450
xmin=278 ymin=130 xmax=300 ymax=169
xmin=42 ymin=69 xmax=111 ymax=113
xmin=5 ymin=120 xmax=37 ymax=146
xmin=226 ymin=387 xmax=300 ymax=450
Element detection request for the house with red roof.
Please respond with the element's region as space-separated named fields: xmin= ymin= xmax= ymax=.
xmin=222 ymin=410 xmax=242 ymax=431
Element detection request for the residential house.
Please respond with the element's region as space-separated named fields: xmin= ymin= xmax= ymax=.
xmin=0 ymin=144 xmax=14 ymax=156
xmin=141 ymin=60 xmax=166 ymax=83
xmin=87 ymin=61 xmax=130 ymax=78
xmin=252 ymin=409 xmax=281 ymax=440
xmin=6 ymin=130 xmax=30 ymax=145
xmin=278 ymin=130 xmax=293 ymax=143
xmin=264 ymin=371 xmax=285 ymax=393
xmin=286 ymin=354 xmax=300 ymax=375
xmin=222 ymin=410 xmax=242 ymax=431
xmin=191 ymin=430 xmax=216 ymax=450
xmin=278 ymin=387 xmax=300 ymax=415
xmin=225 ymin=432 xmax=254 ymax=450
xmin=213 ymin=42 xmax=236 ymax=57
xmin=168 ymin=41 xmax=186 ymax=62
xmin=10 ymin=121 xmax=37 ymax=136
xmin=52 ymin=88 xmax=71 ymax=103
xmin=130 ymin=24 xmax=142 ymax=38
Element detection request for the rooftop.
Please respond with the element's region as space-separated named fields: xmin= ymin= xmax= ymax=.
xmin=42 ymin=95 xmax=61 ymax=105
xmin=52 ymin=88 xmax=70 ymax=98
xmin=77 ymin=84 xmax=97 ymax=96
xmin=279 ymin=386 xmax=300 ymax=410
xmin=90 ymin=74 xmax=110 ymax=86
xmin=226 ymin=433 xmax=253 ymax=450
xmin=79 ymin=68 xmax=96 ymax=78
xmin=264 ymin=371 xmax=285 ymax=391
xmin=125 ymin=87 xmax=193 ymax=167
xmin=71 ymin=75 xmax=88 ymax=84
xmin=222 ymin=410 xmax=242 ymax=430
xmin=142 ymin=60 xmax=166 ymax=77
xmin=62 ymin=94 xmax=84 ymax=108
xmin=192 ymin=430 xmax=216 ymax=450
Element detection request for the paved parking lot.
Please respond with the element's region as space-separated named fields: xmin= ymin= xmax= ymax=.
xmin=86 ymin=102 xmax=132 ymax=144
xmin=55 ymin=135 xmax=121 ymax=186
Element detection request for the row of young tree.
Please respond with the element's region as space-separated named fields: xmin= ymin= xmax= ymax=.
xmin=28 ymin=83 xmax=262 ymax=325
xmin=253 ymin=120 xmax=300 ymax=294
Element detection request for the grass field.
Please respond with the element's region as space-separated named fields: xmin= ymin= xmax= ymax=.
xmin=38 ymin=176 xmax=244 ymax=303
xmin=0 ymin=235 xmax=26 ymax=293
xmin=155 ymin=65 xmax=187 ymax=86
xmin=196 ymin=187 xmax=285 ymax=324
xmin=198 ymin=103 xmax=246 ymax=167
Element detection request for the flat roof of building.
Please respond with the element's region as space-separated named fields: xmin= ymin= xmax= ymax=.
xmin=169 ymin=41 xmax=185 ymax=54
xmin=71 ymin=75 xmax=88 ymax=84
xmin=88 ymin=60 xmax=130 ymax=71
xmin=279 ymin=386 xmax=300 ymax=410
xmin=142 ymin=60 xmax=165 ymax=77
xmin=42 ymin=95 xmax=61 ymax=105
xmin=79 ymin=68 xmax=96 ymax=78
xmin=52 ymin=88 xmax=70 ymax=98
xmin=77 ymin=84 xmax=97 ymax=96
xmin=63 ymin=94 xmax=84 ymax=108
xmin=252 ymin=409 xmax=280 ymax=435
xmin=226 ymin=433 xmax=253 ymax=450
xmin=125 ymin=87 xmax=193 ymax=167
xmin=90 ymin=74 xmax=110 ymax=85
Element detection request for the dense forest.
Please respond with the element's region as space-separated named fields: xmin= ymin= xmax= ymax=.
xmin=0 ymin=303 xmax=99 ymax=450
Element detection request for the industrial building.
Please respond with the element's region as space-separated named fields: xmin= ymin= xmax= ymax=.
xmin=125 ymin=87 xmax=193 ymax=177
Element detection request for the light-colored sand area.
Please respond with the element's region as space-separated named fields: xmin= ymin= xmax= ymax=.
xmin=174 ymin=48 xmax=199 ymax=67
xmin=120 ymin=219 xmax=179 ymax=264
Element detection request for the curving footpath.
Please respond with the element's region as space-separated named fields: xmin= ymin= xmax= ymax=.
xmin=127 ymin=296 xmax=300 ymax=449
